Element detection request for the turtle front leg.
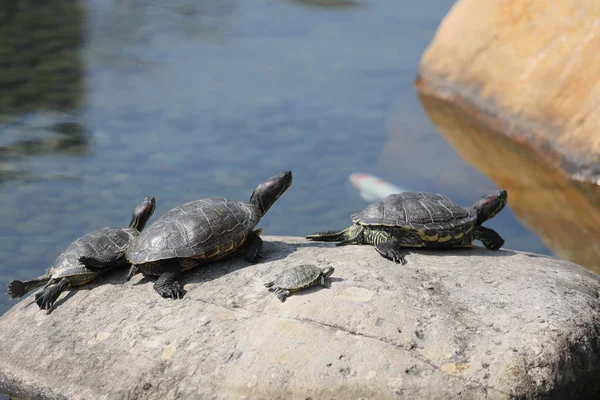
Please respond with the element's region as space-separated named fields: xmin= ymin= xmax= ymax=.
xmin=274 ymin=288 xmax=291 ymax=302
xmin=320 ymin=275 xmax=328 ymax=287
xmin=35 ymin=278 xmax=69 ymax=310
xmin=7 ymin=274 xmax=50 ymax=298
xmin=375 ymin=240 xmax=409 ymax=265
xmin=474 ymin=226 xmax=504 ymax=250
xmin=366 ymin=228 xmax=420 ymax=265
xmin=244 ymin=230 xmax=263 ymax=263
xmin=154 ymin=273 xmax=184 ymax=299
xmin=154 ymin=260 xmax=184 ymax=299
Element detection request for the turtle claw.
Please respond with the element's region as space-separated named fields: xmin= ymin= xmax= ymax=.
xmin=34 ymin=279 xmax=68 ymax=311
xmin=375 ymin=243 xmax=408 ymax=265
xmin=170 ymin=284 xmax=185 ymax=299
xmin=154 ymin=273 xmax=184 ymax=299
xmin=154 ymin=282 xmax=184 ymax=299
xmin=35 ymin=289 xmax=57 ymax=311
xmin=168 ymin=286 xmax=184 ymax=299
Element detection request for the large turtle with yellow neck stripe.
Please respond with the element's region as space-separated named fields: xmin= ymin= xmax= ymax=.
xmin=122 ymin=171 xmax=293 ymax=299
xmin=306 ymin=190 xmax=507 ymax=265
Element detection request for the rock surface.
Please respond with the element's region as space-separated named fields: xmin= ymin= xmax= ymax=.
xmin=417 ymin=0 xmax=600 ymax=183
xmin=1 ymin=236 xmax=600 ymax=399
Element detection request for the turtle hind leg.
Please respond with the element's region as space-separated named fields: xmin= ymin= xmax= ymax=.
xmin=35 ymin=278 xmax=69 ymax=310
xmin=474 ymin=226 xmax=504 ymax=250
xmin=335 ymin=225 xmax=364 ymax=246
xmin=7 ymin=280 xmax=26 ymax=298
xmin=375 ymin=240 xmax=408 ymax=265
xmin=275 ymin=288 xmax=291 ymax=302
xmin=306 ymin=228 xmax=350 ymax=242
xmin=7 ymin=274 xmax=50 ymax=298
xmin=244 ymin=230 xmax=263 ymax=263
xmin=306 ymin=226 xmax=363 ymax=246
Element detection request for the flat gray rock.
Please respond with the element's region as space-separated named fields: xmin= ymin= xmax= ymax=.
xmin=1 ymin=236 xmax=599 ymax=399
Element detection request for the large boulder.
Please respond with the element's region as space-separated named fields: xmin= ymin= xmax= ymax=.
xmin=418 ymin=0 xmax=600 ymax=181
xmin=416 ymin=0 xmax=600 ymax=272
xmin=1 ymin=236 xmax=599 ymax=399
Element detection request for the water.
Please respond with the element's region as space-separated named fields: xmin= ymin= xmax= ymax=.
xmin=0 ymin=0 xmax=551 ymax=316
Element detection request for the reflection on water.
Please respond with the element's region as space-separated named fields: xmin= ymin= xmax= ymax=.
xmin=86 ymin=0 xmax=238 ymax=62
xmin=380 ymin=109 xmax=498 ymax=198
xmin=283 ymin=0 xmax=362 ymax=8
xmin=0 ymin=120 xmax=89 ymax=183
xmin=417 ymin=86 xmax=600 ymax=274
xmin=0 ymin=0 xmax=83 ymax=115
xmin=0 ymin=0 xmax=87 ymax=184
xmin=2 ymin=122 xmax=87 ymax=157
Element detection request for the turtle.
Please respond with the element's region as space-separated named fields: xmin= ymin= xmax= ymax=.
xmin=306 ymin=190 xmax=507 ymax=265
xmin=6 ymin=196 xmax=156 ymax=310
xmin=106 ymin=171 xmax=293 ymax=299
xmin=264 ymin=264 xmax=334 ymax=302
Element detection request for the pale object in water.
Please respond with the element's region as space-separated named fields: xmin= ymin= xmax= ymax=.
xmin=349 ymin=173 xmax=406 ymax=201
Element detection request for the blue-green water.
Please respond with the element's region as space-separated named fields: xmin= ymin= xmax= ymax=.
xmin=0 ymin=0 xmax=550 ymax=315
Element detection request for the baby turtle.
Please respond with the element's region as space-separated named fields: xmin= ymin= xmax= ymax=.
xmin=307 ymin=190 xmax=507 ymax=265
xmin=7 ymin=196 xmax=155 ymax=310
xmin=107 ymin=171 xmax=292 ymax=299
xmin=264 ymin=264 xmax=334 ymax=302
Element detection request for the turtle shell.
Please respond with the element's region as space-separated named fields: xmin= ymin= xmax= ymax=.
xmin=272 ymin=264 xmax=323 ymax=290
xmin=127 ymin=197 xmax=261 ymax=264
xmin=50 ymin=227 xmax=139 ymax=284
xmin=352 ymin=192 xmax=476 ymax=241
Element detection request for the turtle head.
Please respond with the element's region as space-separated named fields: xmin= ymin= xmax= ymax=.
xmin=470 ymin=190 xmax=507 ymax=225
xmin=321 ymin=266 xmax=335 ymax=279
xmin=129 ymin=196 xmax=156 ymax=231
xmin=250 ymin=171 xmax=293 ymax=216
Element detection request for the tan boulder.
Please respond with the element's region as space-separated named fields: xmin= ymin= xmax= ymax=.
xmin=418 ymin=0 xmax=600 ymax=178
xmin=417 ymin=0 xmax=600 ymax=272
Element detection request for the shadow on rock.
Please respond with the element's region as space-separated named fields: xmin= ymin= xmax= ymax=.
xmin=406 ymin=246 xmax=517 ymax=258
xmin=46 ymin=290 xmax=77 ymax=314
xmin=301 ymin=241 xmax=518 ymax=259
xmin=130 ymin=238 xmax=301 ymax=295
